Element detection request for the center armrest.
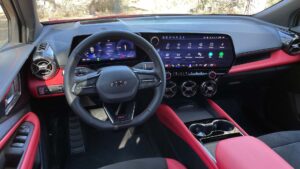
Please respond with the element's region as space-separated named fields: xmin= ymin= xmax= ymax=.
xmin=216 ymin=136 xmax=293 ymax=169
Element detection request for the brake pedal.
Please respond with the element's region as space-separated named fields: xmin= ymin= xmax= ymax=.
xmin=68 ymin=115 xmax=85 ymax=155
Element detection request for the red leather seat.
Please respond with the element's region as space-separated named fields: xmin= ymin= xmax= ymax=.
xmin=99 ymin=158 xmax=186 ymax=169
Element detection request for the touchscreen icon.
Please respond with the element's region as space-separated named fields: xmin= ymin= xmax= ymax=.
xmin=219 ymin=51 xmax=224 ymax=58
xmin=188 ymin=42 xmax=192 ymax=49
xmin=198 ymin=43 xmax=203 ymax=49
xmin=220 ymin=43 xmax=225 ymax=49
xmin=166 ymin=43 xmax=170 ymax=50
xmin=208 ymin=52 xmax=213 ymax=58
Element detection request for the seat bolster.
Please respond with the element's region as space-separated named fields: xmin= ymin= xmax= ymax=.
xmin=166 ymin=158 xmax=187 ymax=169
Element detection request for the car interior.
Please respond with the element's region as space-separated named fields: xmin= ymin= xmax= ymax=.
xmin=2 ymin=0 xmax=300 ymax=169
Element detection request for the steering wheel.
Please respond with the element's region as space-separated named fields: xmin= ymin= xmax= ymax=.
xmin=64 ymin=31 xmax=166 ymax=130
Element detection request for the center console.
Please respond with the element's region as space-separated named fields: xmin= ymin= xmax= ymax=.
xmin=164 ymin=99 xmax=245 ymax=158
xmin=156 ymin=100 xmax=293 ymax=169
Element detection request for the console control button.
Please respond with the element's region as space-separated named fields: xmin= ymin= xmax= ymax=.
xmin=150 ymin=36 xmax=160 ymax=46
xmin=208 ymin=71 xmax=217 ymax=79
xmin=166 ymin=72 xmax=172 ymax=80
xmin=11 ymin=143 xmax=25 ymax=148
xmin=37 ymin=85 xmax=64 ymax=95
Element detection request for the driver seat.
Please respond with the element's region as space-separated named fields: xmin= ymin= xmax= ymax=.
xmin=99 ymin=158 xmax=186 ymax=169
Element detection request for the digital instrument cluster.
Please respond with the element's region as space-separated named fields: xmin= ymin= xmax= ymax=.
xmin=143 ymin=33 xmax=235 ymax=69
xmin=80 ymin=39 xmax=136 ymax=63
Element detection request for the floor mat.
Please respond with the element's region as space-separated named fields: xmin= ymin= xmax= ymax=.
xmin=64 ymin=126 xmax=161 ymax=169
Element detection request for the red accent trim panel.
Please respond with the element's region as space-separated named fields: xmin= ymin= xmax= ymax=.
xmin=207 ymin=99 xmax=248 ymax=136
xmin=229 ymin=50 xmax=300 ymax=74
xmin=20 ymin=112 xmax=41 ymax=169
xmin=216 ymin=136 xmax=293 ymax=169
xmin=28 ymin=69 xmax=64 ymax=98
xmin=156 ymin=105 xmax=218 ymax=169
xmin=166 ymin=158 xmax=187 ymax=169
xmin=0 ymin=112 xmax=40 ymax=169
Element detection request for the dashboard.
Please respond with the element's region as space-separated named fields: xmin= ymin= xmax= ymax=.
xmin=27 ymin=16 xmax=300 ymax=99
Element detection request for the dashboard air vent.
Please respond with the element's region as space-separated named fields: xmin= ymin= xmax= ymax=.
xmin=31 ymin=58 xmax=57 ymax=80
xmin=31 ymin=42 xmax=58 ymax=80
xmin=287 ymin=38 xmax=300 ymax=55
xmin=278 ymin=28 xmax=300 ymax=55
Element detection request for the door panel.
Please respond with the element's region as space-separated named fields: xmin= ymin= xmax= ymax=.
xmin=0 ymin=76 xmax=40 ymax=169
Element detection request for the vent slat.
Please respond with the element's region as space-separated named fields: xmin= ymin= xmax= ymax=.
xmin=37 ymin=43 xmax=48 ymax=51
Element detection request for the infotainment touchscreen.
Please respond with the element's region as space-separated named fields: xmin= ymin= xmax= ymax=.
xmin=144 ymin=34 xmax=235 ymax=69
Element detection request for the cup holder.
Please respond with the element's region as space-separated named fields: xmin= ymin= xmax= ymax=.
xmin=215 ymin=120 xmax=235 ymax=132
xmin=189 ymin=119 xmax=236 ymax=138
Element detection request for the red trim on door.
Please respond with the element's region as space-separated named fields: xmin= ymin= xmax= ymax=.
xmin=229 ymin=50 xmax=300 ymax=74
xmin=166 ymin=158 xmax=187 ymax=169
xmin=19 ymin=112 xmax=40 ymax=169
xmin=156 ymin=105 xmax=218 ymax=169
xmin=207 ymin=99 xmax=248 ymax=136
xmin=28 ymin=69 xmax=64 ymax=98
xmin=0 ymin=112 xmax=40 ymax=169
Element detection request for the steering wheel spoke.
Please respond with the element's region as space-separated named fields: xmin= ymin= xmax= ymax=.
xmin=72 ymin=71 xmax=100 ymax=96
xmin=133 ymin=68 xmax=161 ymax=89
xmin=103 ymin=101 xmax=136 ymax=124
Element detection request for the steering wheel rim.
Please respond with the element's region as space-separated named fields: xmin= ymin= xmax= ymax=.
xmin=64 ymin=31 xmax=166 ymax=130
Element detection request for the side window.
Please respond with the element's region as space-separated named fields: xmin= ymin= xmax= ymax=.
xmin=0 ymin=5 xmax=8 ymax=48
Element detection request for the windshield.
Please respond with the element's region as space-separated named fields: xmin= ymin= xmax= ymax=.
xmin=36 ymin=0 xmax=282 ymax=23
